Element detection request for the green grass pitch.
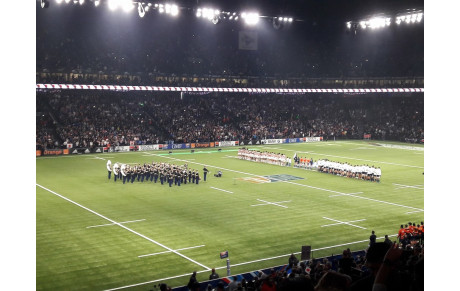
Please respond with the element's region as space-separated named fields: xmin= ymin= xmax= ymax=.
xmin=36 ymin=140 xmax=424 ymax=290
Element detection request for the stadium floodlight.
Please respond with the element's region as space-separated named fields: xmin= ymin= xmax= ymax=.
xmin=158 ymin=4 xmax=164 ymax=13
xmin=288 ymin=18 xmax=293 ymax=22
xmin=121 ymin=0 xmax=134 ymax=12
xmin=56 ymin=0 xmax=63 ymax=4
xmin=368 ymin=17 xmax=386 ymax=29
xmin=241 ymin=12 xmax=259 ymax=25
xmin=65 ymin=0 xmax=71 ymax=3
xmin=108 ymin=0 xmax=118 ymax=10
xmin=138 ymin=2 xmax=145 ymax=17
xmin=359 ymin=20 xmax=366 ymax=29
xmin=346 ymin=21 xmax=352 ymax=29
xmin=79 ymin=0 xmax=84 ymax=5
xmin=41 ymin=0 xmax=50 ymax=8
xmin=196 ymin=8 xmax=202 ymax=17
xmin=94 ymin=0 xmax=100 ymax=7
xmin=170 ymin=4 xmax=179 ymax=16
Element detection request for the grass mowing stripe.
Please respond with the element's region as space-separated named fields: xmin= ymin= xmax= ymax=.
xmin=36 ymin=183 xmax=211 ymax=271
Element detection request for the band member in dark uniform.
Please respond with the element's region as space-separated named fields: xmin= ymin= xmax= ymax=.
xmin=189 ymin=170 xmax=192 ymax=183
xmin=195 ymin=172 xmax=200 ymax=184
xmin=121 ymin=164 xmax=127 ymax=184
xmin=131 ymin=165 xmax=137 ymax=183
xmin=113 ymin=163 xmax=119 ymax=182
xmin=154 ymin=167 xmax=159 ymax=183
xmin=203 ymin=166 xmax=209 ymax=181
xmin=160 ymin=170 xmax=165 ymax=185
xmin=168 ymin=171 xmax=174 ymax=187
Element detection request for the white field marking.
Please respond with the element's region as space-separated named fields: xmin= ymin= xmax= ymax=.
xmin=350 ymin=147 xmax=376 ymax=150
xmin=393 ymin=183 xmax=424 ymax=190
xmin=329 ymin=191 xmax=363 ymax=198
xmin=223 ymin=155 xmax=239 ymax=159
xmin=106 ymin=234 xmax=398 ymax=291
xmin=322 ymin=219 xmax=366 ymax=227
xmin=210 ymin=187 xmax=234 ymax=194
xmin=322 ymin=217 xmax=367 ymax=229
xmin=250 ymin=200 xmax=292 ymax=206
xmin=36 ymin=184 xmax=211 ymax=271
xmin=143 ymin=152 xmax=423 ymax=212
xmin=406 ymin=210 xmax=424 ymax=214
xmin=251 ymin=199 xmax=291 ymax=208
xmin=266 ymin=147 xmax=423 ymax=169
xmin=138 ymin=245 xmax=205 ymax=258
xmin=86 ymin=219 xmax=146 ymax=229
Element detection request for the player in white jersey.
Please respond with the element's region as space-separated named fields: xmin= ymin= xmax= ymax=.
xmin=107 ymin=160 xmax=112 ymax=180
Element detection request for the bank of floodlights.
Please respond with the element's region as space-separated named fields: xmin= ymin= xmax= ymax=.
xmin=154 ymin=3 xmax=179 ymax=16
xmin=272 ymin=16 xmax=293 ymax=29
xmin=241 ymin=12 xmax=260 ymax=25
xmin=196 ymin=7 xmax=221 ymax=24
xmin=395 ymin=12 xmax=423 ymax=25
xmin=346 ymin=9 xmax=423 ymax=31
xmin=39 ymin=0 xmax=295 ymax=28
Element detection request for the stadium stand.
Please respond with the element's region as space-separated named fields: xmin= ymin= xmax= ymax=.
xmin=36 ymin=91 xmax=423 ymax=151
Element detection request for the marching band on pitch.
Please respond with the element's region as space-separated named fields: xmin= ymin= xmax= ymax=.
xmin=106 ymin=160 xmax=201 ymax=186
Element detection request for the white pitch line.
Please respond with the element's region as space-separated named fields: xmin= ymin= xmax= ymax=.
xmin=36 ymin=184 xmax=211 ymax=271
xmin=322 ymin=217 xmax=367 ymax=229
xmin=252 ymin=199 xmax=291 ymax=208
xmin=329 ymin=191 xmax=363 ymax=198
xmin=105 ymin=234 xmax=397 ymax=291
xmin=138 ymin=245 xmax=206 ymax=258
xmin=322 ymin=219 xmax=366 ymax=227
xmin=393 ymin=183 xmax=424 ymax=190
xmin=251 ymin=200 xmax=292 ymax=207
xmin=210 ymin=187 xmax=234 ymax=194
xmin=406 ymin=210 xmax=425 ymax=214
xmin=86 ymin=219 xmax=146 ymax=229
xmin=143 ymin=152 xmax=423 ymax=212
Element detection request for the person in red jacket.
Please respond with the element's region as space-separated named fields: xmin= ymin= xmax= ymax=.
xmin=397 ymin=225 xmax=406 ymax=244
xmin=260 ymin=276 xmax=277 ymax=291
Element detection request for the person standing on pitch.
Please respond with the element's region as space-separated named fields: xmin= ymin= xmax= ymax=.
xmin=107 ymin=160 xmax=112 ymax=180
xmin=203 ymin=166 xmax=209 ymax=181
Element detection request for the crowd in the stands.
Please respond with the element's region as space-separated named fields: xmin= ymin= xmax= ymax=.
xmin=36 ymin=91 xmax=423 ymax=150
xmin=174 ymin=225 xmax=424 ymax=291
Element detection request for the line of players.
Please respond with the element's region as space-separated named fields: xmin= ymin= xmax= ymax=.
xmin=398 ymin=221 xmax=424 ymax=246
xmin=317 ymin=159 xmax=381 ymax=182
xmin=106 ymin=160 xmax=201 ymax=187
xmin=238 ymin=148 xmax=291 ymax=166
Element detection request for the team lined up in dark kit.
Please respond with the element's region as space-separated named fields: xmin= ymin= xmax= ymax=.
xmin=106 ymin=160 xmax=209 ymax=186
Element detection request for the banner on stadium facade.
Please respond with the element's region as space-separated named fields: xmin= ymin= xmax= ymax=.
xmin=114 ymin=146 xmax=131 ymax=152
xmin=43 ymin=149 xmax=69 ymax=155
xmin=191 ymin=142 xmax=215 ymax=148
xmin=138 ymin=144 xmax=160 ymax=151
xmin=66 ymin=143 xmax=73 ymax=149
xmin=305 ymin=137 xmax=322 ymax=143
xmin=216 ymin=141 xmax=238 ymax=147
xmin=36 ymin=150 xmax=42 ymax=157
xmin=95 ymin=147 xmax=103 ymax=153
xmin=285 ymin=138 xmax=302 ymax=143
xmin=363 ymin=134 xmax=372 ymax=139
xmin=162 ymin=143 xmax=191 ymax=150
xmin=261 ymin=139 xmax=284 ymax=145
